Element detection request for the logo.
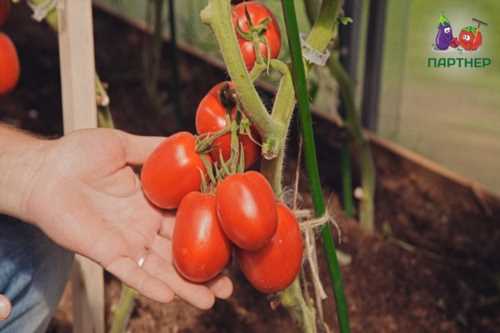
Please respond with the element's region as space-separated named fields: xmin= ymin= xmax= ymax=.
xmin=428 ymin=14 xmax=492 ymax=69
xmin=433 ymin=14 xmax=487 ymax=52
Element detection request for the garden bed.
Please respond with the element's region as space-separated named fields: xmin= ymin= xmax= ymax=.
xmin=2 ymin=3 xmax=500 ymax=332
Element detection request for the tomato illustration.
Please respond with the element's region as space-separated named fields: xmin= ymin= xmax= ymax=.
xmin=458 ymin=25 xmax=482 ymax=51
xmin=216 ymin=171 xmax=277 ymax=251
xmin=237 ymin=203 xmax=303 ymax=293
xmin=173 ymin=192 xmax=232 ymax=283
xmin=195 ymin=82 xmax=259 ymax=168
xmin=141 ymin=132 xmax=207 ymax=209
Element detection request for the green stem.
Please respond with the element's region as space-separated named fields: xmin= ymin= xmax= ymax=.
xmin=260 ymin=148 xmax=285 ymax=196
xmin=329 ymin=56 xmax=375 ymax=232
xmin=281 ymin=1 xmax=350 ymax=333
xmin=280 ymin=279 xmax=317 ymax=333
xmin=260 ymin=59 xmax=295 ymax=195
xmin=200 ymin=0 xmax=284 ymax=159
xmin=340 ymin=146 xmax=355 ymax=217
xmin=109 ymin=285 xmax=138 ymax=333
xmin=305 ymin=0 xmax=341 ymax=52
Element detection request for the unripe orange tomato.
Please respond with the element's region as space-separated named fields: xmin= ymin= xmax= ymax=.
xmin=0 ymin=32 xmax=20 ymax=95
xmin=195 ymin=82 xmax=259 ymax=168
xmin=141 ymin=132 xmax=207 ymax=209
xmin=216 ymin=171 xmax=277 ymax=251
xmin=173 ymin=192 xmax=231 ymax=283
xmin=237 ymin=203 xmax=303 ymax=293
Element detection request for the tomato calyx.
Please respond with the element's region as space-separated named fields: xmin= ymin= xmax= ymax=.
xmin=195 ymin=123 xmax=232 ymax=153
xmin=235 ymin=4 xmax=273 ymax=69
xmin=199 ymin=120 xmax=250 ymax=193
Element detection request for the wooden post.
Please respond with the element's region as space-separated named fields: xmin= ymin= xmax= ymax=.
xmin=56 ymin=1 xmax=105 ymax=333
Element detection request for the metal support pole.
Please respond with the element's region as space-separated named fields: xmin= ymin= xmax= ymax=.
xmin=361 ymin=0 xmax=387 ymax=131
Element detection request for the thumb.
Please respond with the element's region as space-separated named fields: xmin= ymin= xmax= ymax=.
xmin=0 ymin=295 xmax=11 ymax=321
xmin=118 ymin=131 xmax=165 ymax=165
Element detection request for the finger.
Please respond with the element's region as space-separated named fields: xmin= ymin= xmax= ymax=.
xmin=106 ymin=257 xmax=174 ymax=303
xmin=207 ymin=275 xmax=233 ymax=300
xmin=151 ymin=235 xmax=172 ymax=263
xmin=118 ymin=131 xmax=165 ymax=165
xmin=159 ymin=213 xmax=176 ymax=239
xmin=143 ymin=251 xmax=216 ymax=309
xmin=0 ymin=295 xmax=12 ymax=321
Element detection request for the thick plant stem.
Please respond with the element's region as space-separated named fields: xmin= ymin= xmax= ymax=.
xmin=261 ymin=59 xmax=295 ymax=195
xmin=281 ymin=279 xmax=317 ymax=333
xmin=305 ymin=0 xmax=341 ymax=53
xmin=109 ymin=285 xmax=138 ymax=333
xmin=340 ymin=146 xmax=355 ymax=217
xmin=200 ymin=0 xmax=284 ymax=159
xmin=329 ymin=56 xmax=375 ymax=232
xmin=281 ymin=1 xmax=351 ymax=333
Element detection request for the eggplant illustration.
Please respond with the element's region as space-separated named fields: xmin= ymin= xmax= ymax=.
xmin=435 ymin=14 xmax=453 ymax=50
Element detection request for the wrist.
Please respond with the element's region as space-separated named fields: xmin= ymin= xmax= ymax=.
xmin=0 ymin=128 xmax=52 ymax=223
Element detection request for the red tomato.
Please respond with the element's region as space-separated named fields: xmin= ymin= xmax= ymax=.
xmin=237 ymin=203 xmax=303 ymax=293
xmin=0 ymin=33 xmax=20 ymax=95
xmin=216 ymin=171 xmax=277 ymax=250
xmin=0 ymin=0 xmax=10 ymax=27
xmin=195 ymin=82 xmax=259 ymax=168
xmin=141 ymin=132 xmax=207 ymax=209
xmin=173 ymin=192 xmax=232 ymax=283
xmin=232 ymin=1 xmax=281 ymax=70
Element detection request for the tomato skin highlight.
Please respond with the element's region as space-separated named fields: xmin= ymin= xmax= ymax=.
xmin=0 ymin=33 xmax=20 ymax=95
xmin=173 ymin=192 xmax=232 ymax=283
xmin=232 ymin=1 xmax=281 ymax=70
xmin=195 ymin=82 xmax=259 ymax=168
xmin=237 ymin=203 xmax=303 ymax=293
xmin=0 ymin=0 xmax=10 ymax=27
xmin=141 ymin=132 xmax=207 ymax=209
xmin=216 ymin=171 xmax=277 ymax=251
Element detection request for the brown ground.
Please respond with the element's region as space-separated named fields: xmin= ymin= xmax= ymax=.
xmin=2 ymin=4 xmax=500 ymax=333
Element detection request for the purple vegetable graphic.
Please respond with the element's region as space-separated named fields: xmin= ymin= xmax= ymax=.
xmin=435 ymin=14 xmax=453 ymax=50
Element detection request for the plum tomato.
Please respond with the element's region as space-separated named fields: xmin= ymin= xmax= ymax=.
xmin=237 ymin=203 xmax=303 ymax=293
xmin=141 ymin=132 xmax=207 ymax=209
xmin=173 ymin=192 xmax=232 ymax=283
xmin=216 ymin=171 xmax=277 ymax=251
xmin=232 ymin=1 xmax=281 ymax=70
xmin=0 ymin=33 xmax=20 ymax=95
xmin=195 ymin=82 xmax=259 ymax=168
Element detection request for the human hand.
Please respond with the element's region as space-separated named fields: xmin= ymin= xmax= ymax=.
xmin=0 ymin=295 xmax=11 ymax=321
xmin=17 ymin=128 xmax=232 ymax=308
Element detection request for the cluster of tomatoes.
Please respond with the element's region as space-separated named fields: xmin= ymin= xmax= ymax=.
xmin=141 ymin=2 xmax=303 ymax=294
xmin=0 ymin=0 xmax=20 ymax=95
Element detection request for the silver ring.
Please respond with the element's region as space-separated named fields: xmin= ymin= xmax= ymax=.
xmin=137 ymin=255 xmax=146 ymax=268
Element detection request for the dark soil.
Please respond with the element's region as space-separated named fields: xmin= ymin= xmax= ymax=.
xmin=2 ymin=3 xmax=500 ymax=333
